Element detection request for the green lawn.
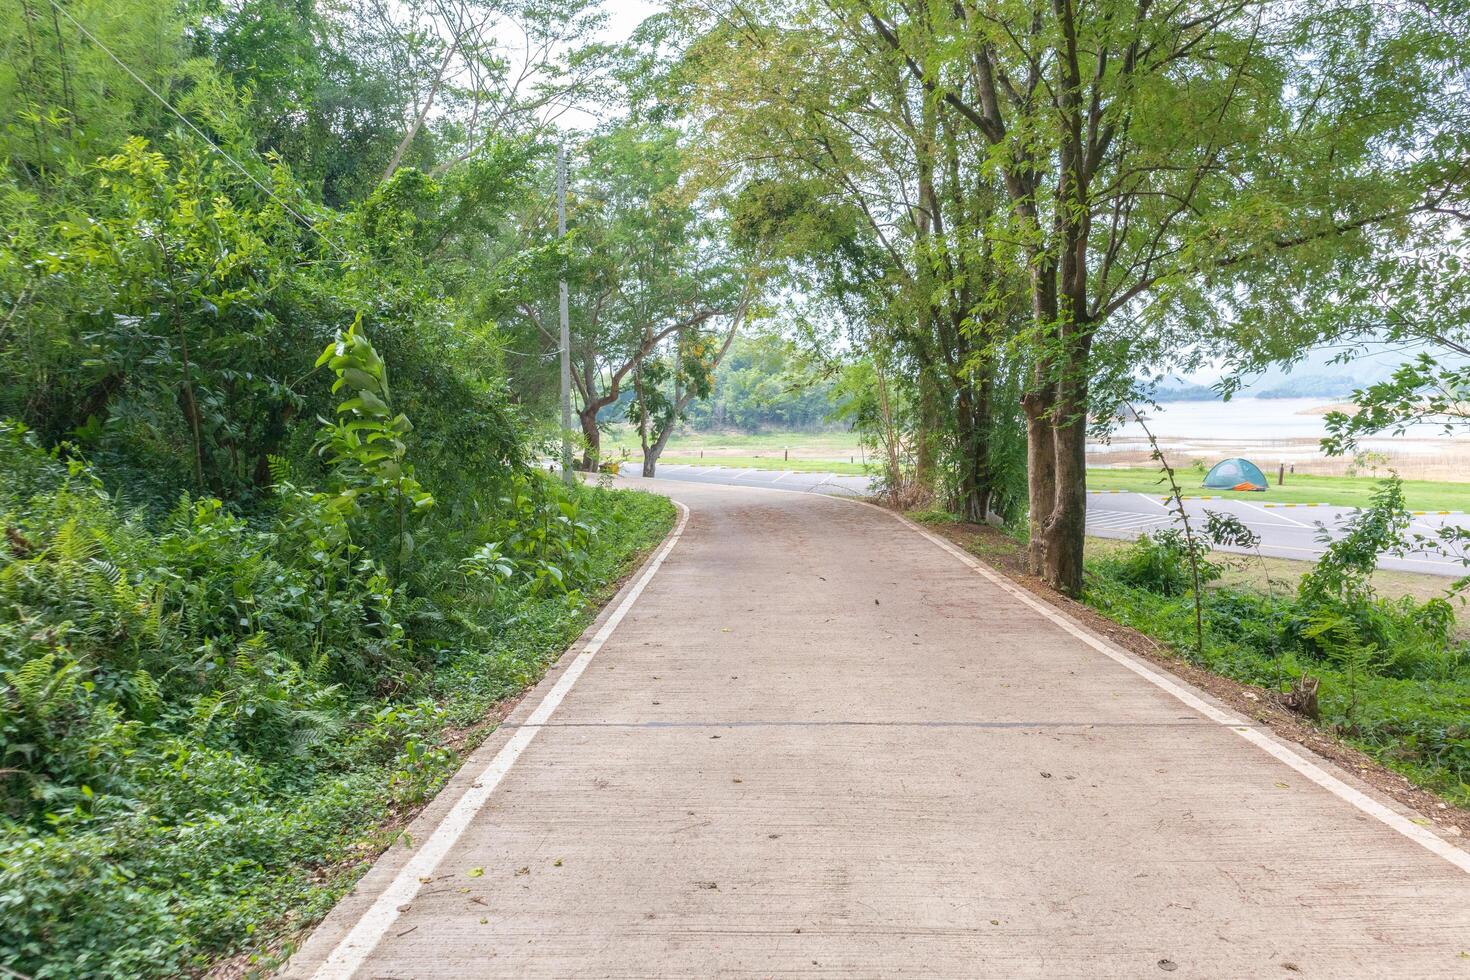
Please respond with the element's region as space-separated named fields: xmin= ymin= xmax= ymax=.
xmin=655 ymin=454 xmax=871 ymax=475
xmin=605 ymin=425 xmax=864 ymax=458
xmin=604 ymin=429 xmax=1470 ymax=510
xmin=1087 ymin=467 xmax=1470 ymax=512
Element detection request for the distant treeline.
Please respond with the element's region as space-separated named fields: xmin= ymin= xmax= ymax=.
xmin=683 ymin=333 xmax=842 ymax=431
xmin=1151 ymin=374 xmax=1361 ymax=402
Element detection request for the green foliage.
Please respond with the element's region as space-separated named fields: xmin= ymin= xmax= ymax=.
xmin=1293 ymin=477 xmax=1462 ymax=677
xmin=0 ymin=3 xmax=674 ymax=974
xmin=683 ymin=333 xmax=840 ymax=432
xmin=486 ymin=473 xmax=599 ymax=597
xmin=0 ymin=423 xmax=675 ymax=976
xmin=498 ymin=120 xmax=758 ymax=460
xmin=1092 ymin=530 xmax=1222 ymax=598
xmin=315 ymin=321 xmax=433 ymax=570
xmin=1086 ymin=480 xmax=1470 ymax=806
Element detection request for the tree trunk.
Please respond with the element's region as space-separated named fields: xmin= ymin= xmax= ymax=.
xmin=578 ymin=407 xmax=601 ymax=470
xmin=1022 ymin=324 xmax=1090 ymax=597
xmin=915 ymin=365 xmax=940 ymax=493
xmin=1023 ymin=384 xmax=1056 ymax=580
xmin=952 ymin=373 xmax=996 ymax=524
xmin=643 ymin=424 xmax=673 ymax=477
xmin=1040 ymin=406 xmax=1088 ymax=597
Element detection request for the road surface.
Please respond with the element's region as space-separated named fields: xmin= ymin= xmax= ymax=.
xmin=286 ymin=480 xmax=1470 ymax=978
xmin=638 ymin=463 xmax=1469 ymax=576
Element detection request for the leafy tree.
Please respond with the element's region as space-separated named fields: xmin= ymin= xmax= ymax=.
xmin=672 ymin=3 xmax=1033 ymax=521
xmin=628 ymin=302 xmax=747 ymax=475
xmin=361 ymin=0 xmax=612 ymax=183
xmin=0 ymin=0 xmax=190 ymax=175
xmin=683 ymin=331 xmax=839 ymax=432
xmin=501 ymin=121 xmax=759 ymax=466
xmin=677 ymin=0 xmax=1463 ymax=594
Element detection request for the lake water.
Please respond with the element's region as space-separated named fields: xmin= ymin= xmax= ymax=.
xmin=1091 ymin=397 xmax=1467 ymax=478
xmin=1104 ymin=397 xmax=1338 ymax=442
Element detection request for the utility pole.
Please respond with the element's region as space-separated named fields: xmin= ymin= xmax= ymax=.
xmin=557 ymin=144 xmax=573 ymax=486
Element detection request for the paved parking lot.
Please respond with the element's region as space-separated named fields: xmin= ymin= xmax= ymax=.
xmin=1084 ymin=491 xmax=1468 ymax=577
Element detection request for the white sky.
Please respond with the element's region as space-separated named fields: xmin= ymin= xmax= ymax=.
xmin=601 ymin=0 xmax=663 ymax=39
xmin=556 ymin=0 xmax=664 ymax=130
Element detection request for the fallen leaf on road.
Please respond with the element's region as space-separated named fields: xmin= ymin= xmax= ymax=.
xmin=515 ymin=866 xmax=529 ymax=876
xmin=467 ymin=867 xmax=484 ymax=878
xmin=1158 ymin=959 xmax=1178 ymax=972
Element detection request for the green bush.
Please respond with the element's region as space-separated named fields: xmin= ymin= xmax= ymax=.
xmin=1089 ymin=528 xmax=1222 ymax=597
xmin=1085 ymin=505 xmax=1470 ymax=806
xmin=0 ymin=422 xmax=674 ymax=976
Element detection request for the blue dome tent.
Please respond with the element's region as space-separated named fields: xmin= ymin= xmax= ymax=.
xmin=1202 ymin=457 xmax=1268 ymax=491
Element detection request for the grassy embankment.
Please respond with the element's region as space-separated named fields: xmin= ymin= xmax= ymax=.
xmin=656 ymin=454 xmax=868 ymax=474
xmin=604 ymin=427 xmax=870 ymax=474
xmin=1087 ymin=467 xmax=1470 ymax=512
xmin=0 ymin=432 xmax=675 ymax=977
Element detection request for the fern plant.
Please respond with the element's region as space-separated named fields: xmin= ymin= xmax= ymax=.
xmin=1303 ymin=607 xmax=1383 ymax=727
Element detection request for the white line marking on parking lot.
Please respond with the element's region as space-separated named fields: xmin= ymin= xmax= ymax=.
xmin=1086 ymin=510 xmax=1174 ymax=533
xmin=1236 ymin=499 xmax=1311 ymax=528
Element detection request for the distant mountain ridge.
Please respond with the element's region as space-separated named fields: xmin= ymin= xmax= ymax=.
xmin=1252 ymin=373 xmax=1360 ymax=399
xmin=1150 ymin=377 xmax=1221 ymax=402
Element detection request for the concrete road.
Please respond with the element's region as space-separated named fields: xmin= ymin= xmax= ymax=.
xmin=286 ymin=481 xmax=1470 ymax=979
xmin=642 ymin=464 xmax=1469 ymax=577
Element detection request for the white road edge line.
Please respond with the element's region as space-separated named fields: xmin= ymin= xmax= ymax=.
xmin=309 ymin=501 xmax=692 ymax=979
xmin=855 ymin=501 xmax=1470 ymax=877
xmin=1235 ymin=498 xmax=1312 ymax=528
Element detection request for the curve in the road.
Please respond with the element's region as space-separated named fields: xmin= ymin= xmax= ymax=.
xmin=286 ymin=481 xmax=1470 ymax=979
